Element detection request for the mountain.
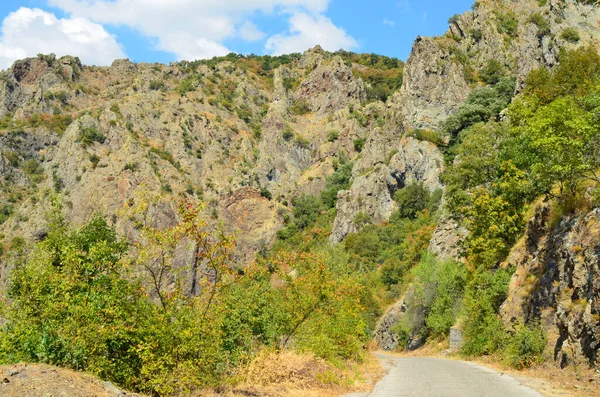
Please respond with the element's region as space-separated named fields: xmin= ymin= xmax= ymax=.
xmin=1 ymin=0 xmax=600 ymax=390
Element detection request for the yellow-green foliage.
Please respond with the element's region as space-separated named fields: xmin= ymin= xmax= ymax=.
xmin=0 ymin=196 xmax=374 ymax=395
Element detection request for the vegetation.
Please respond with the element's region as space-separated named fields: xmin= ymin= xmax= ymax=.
xmin=0 ymin=196 xmax=374 ymax=395
xmin=77 ymin=126 xmax=106 ymax=148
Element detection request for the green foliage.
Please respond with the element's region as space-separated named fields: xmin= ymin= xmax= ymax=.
xmin=0 ymin=204 xmax=13 ymax=225
xmin=527 ymin=12 xmax=550 ymax=37
xmin=0 ymin=214 xmax=141 ymax=386
xmin=480 ymin=59 xmax=505 ymax=85
xmin=282 ymin=125 xmax=294 ymax=141
xmin=290 ymin=98 xmax=310 ymax=115
xmin=327 ymin=130 xmax=339 ymax=142
xmin=495 ymin=10 xmax=518 ymax=37
xmin=353 ymin=138 xmax=365 ymax=152
xmin=123 ymin=162 xmax=138 ymax=172
xmin=77 ymin=126 xmax=106 ymax=148
xmin=294 ymin=134 xmax=310 ymax=149
xmin=259 ymin=186 xmax=272 ymax=200
xmin=442 ymin=77 xmax=515 ymax=144
xmin=394 ymin=182 xmax=441 ymax=220
xmin=176 ymin=77 xmax=196 ymax=95
xmin=149 ymin=79 xmax=165 ymax=91
xmin=0 ymin=197 xmax=375 ymax=394
xmin=320 ymin=157 xmax=353 ymax=209
xmin=461 ymin=268 xmax=513 ymax=356
xmin=503 ymin=322 xmax=546 ymax=368
xmin=292 ymin=195 xmax=323 ymax=230
xmin=560 ymin=27 xmax=580 ymax=43
xmin=397 ymin=255 xmax=467 ymax=344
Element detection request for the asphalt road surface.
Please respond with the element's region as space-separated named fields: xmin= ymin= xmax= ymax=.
xmin=346 ymin=353 xmax=545 ymax=397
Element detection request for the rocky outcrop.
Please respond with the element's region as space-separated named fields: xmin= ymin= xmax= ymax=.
xmin=330 ymin=136 xmax=443 ymax=243
xmin=395 ymin=36 xmax=470 ymax=131
xmin=501 ymin=203 xmax=600 ymax=368
xmin=297 ymin=55 xmax=366 ymax=114
xmin=428 ymin=216 xmax=467 ymax=260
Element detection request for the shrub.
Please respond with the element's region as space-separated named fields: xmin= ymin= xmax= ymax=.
xmin=480 ymin=59 xmax=505 ymax=85
xmin=560 ymin=27 xmax=580 ymax=43
xmin=327 ymin=130 xmax=339 ymax=142
xmin=496 ymin=11 xmax=518 ymax=37
xmin=504 ymin=322 xmax=546 ymax=369
xmin=89 ymin=154 xmax=100 ymax=168
xmin=394 ymin=182 xmax=434 ymax=220
xmin=461 ymin=269 xmax=512 ymax=356
xmin=149 ymin=79 xmax=165 ymax=91
xmin=294 ymin=134 xmax=310 ymax=149
xmin=260 ymin=187 xmax=272 ymax=200
xmin=321 ymin=158 xmax=353 ymax=208
xmin=290 ymin=98 xmax=310 ymax=115
xmin=527 ymin=12 xmax=550 ymax=36
xmin=292 ymin=195 xmax=323 ymax=230
xmin=77 ymin=126 xmax=106 ymax=148
xmin=282 ymin=126 xmax=294 ymax=141
xmin=353 ymin=138 xmax=365 ymax=152
xmin=123 ymin=162 xmax=138 ymax=172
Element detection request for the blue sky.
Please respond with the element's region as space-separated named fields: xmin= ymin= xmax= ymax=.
xmin=0 ymin=0 xmax=474 ymax=68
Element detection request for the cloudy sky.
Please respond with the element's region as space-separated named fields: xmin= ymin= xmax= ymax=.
xmin=0 ymin=0 xmax=473 ymax=69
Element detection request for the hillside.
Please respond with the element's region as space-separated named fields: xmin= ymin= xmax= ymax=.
xmin=0 ymin=0 xmax=599 ymax=395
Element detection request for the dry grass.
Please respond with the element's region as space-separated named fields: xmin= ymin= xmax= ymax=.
xmin=199 ymin=349 xmax=384 ymax=397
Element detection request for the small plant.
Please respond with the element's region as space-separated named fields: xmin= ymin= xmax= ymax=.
xmin=496 ymin=11 xmax=518 ymax=37
xmin=294 ymin=134 xmax=310 ymax=149
xmin=259 ymin=187 xmax=272 ymax=200
xmin=328 ymin=130 xmax=339 ymax=142
xmin=527 ymin=12 xmax=550 ymax=36
xmin=123 ymin=162 xmax=138 ymax=172
xmin=353 ymin=138 xmax=365 ymax=152
xmin=560 ymin=27 xmax=580 ymax=43
xmin=282 ymin=126 xmax=294 ymax=141
xmin=149 ymin=79 xmax=165 ymax=91
xmin=89 ymin=154 xmax=100 ymax=168
xmin=77 ymin=126 xmax=106 ymax=148
xmin=290 ymin=98 xmax=310 ymax=115
xmin=504 ymin=322 xmax=546 ymax=369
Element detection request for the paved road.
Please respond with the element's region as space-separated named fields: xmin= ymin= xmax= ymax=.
xmin=346 ymin=353 xmax=545 ymax=397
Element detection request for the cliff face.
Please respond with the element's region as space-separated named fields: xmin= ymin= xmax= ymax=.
xmin=501 ymin=204 xmax=600 ymax=368
xmin=0 ymin=48 xmax=390 ymax=267
xmin=329 ymin=0 xmax=600 ymax=245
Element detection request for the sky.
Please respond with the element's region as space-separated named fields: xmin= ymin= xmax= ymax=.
xmin=0 ymin=0 xmax=474 ymax=69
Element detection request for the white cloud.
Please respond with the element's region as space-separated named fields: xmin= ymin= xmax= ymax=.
xmin=239 ymin=21 xmax=266 ymax=42
xmin=49 ymin=0 xmax=341 ymax=60
xmin=0 ymin=7 xmax=125 ymax=69
xmin=265 ymin=13 xmax=357 ymax=55
xmin=383 ymin=19 xmax=395 ymax=27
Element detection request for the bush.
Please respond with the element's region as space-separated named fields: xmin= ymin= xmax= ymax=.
xmin=327 ymin=130 xmax=339 ymax=142
xmin=282 ymin=126 xmax=294 ymax=141
xmin=149 ymin=79 xmax=165 ymax=91
xmin=496 ymin=11 xmax=518 ymax=37
xmin=504 ymin=322 xmax=546 ymax=369
xmin=394 ymin=182 xmax=431 ymax=220
xmin=292 ymin=195 xmax=323 ymax=230
xmin=527 ymin=12 xmax=550 ymax=36
xmin=290 ymin=98 xmax=310 ymax=115
xmin=480 ymin=59 xmax=505 ymax=85
xmin=353 ymin=138 xmax=365 ymax=152
xmin=560 ymin=27 xmax=580 ymax=43
xmin=77 ymin=126 xmax=106 ymax=148
xmin=320 ymin=158 xmax=353 ymax=208
xmin=461 ymin=269 xmax=512 ymax=356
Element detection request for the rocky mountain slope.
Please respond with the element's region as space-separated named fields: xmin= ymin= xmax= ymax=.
xmin=0 ymin=0 xmax=599 ymax=371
